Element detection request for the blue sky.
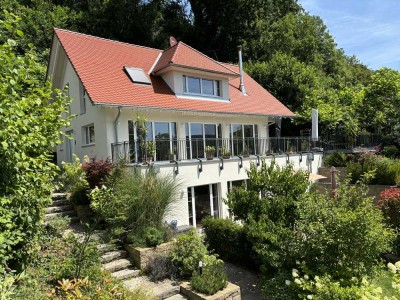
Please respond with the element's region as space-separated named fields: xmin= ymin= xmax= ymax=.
xmin=298 ymin=0 xmax=400 ymax=71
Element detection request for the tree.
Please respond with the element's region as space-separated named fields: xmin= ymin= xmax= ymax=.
xmin=226 ymin=161 xmax=309 ymax=269
xmin=0 ymin=11 xmax=70 ymax=271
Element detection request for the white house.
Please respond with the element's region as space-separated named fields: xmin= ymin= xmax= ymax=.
xmin=47 ymin=29 xmax=323 ymax=227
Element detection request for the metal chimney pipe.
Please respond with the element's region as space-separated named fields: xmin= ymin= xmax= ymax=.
xmin=237 ymin=45 xmax=247 ymax=96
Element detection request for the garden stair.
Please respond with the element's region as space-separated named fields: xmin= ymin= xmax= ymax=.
xmin=98 ymin=243 xmax=140 ymax=281
xmin=98 ymin=242 xmax=187 ymax=299
xmin=45 ymin=192 xmax=79 ymax=224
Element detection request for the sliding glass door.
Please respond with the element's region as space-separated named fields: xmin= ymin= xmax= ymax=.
xmin=186 ymin=123 xmax=221 ymax=159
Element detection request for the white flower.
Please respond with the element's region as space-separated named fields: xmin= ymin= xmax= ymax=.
xmin=304 ymin=275 xmax=309 ymax=280
xmin=292 ymin=269 xmax=299 ymax=278
xmin=388 ymin=263 xmax=397 ymax=273
xmin=285 ymin=280 xmax=291 ymax=286
xmin=307 ymin=295 xmax=313 ymax=300
xmin=395 ymin=261 xmax=400 ymax=270
xmin=294 ymin=278 xmax=301 ymax=285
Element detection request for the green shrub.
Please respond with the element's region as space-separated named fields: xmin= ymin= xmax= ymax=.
xmin=294 ymin=181 xmax=395 ymax=280
xmin=191 ymin=255 xmax=228 ymax=295
xmin=0 ymin=13 xmax=70 ymax=271
xmin=170 ymin=229 xmax=208 ymax=278
xmin=60 ymin=155 xmax=90 ymax=205
xmin=143 ymin=227 xmax=164 ymax=247
xmin=324 ymin=151 xmax=348 ymax=167
xmin=202 ymin=217 xmax=254 ymax=266
xmin=347 ymin=152 xmax=400 ymax=185
xmin=226 ymin=161 xmax=309 ymax=270
xmin=147 ymin=253 xmax=177 ymax=282
xmin=382 ymin=145 xmax=400 ymax=159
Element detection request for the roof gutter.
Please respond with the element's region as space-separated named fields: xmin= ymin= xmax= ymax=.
xmin=95 ymin=102 xmax=295 ymax=119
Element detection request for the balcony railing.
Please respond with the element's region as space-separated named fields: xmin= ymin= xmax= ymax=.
xmin=111 ymin=137 xmax=319 ymax=163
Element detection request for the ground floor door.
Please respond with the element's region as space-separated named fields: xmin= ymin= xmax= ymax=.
xmin=187 ymin=183 xmax=220 ymax=227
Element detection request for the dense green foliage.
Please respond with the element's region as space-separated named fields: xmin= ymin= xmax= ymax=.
xmin=10 ymin=220 xmax=153 ymax=299
xmin=323 ymin=151 xmax=349 ymax=167
xmin=0 ymin=12 xmax=70 ymax=271
xmin=226 ymin=162 xmax=395 ymax=298
xmin=347 ymin=152 xmax=400 ymax=185
xmin=226 ymin=161 xmax=309 ymax=269
xmin=190 ymin=254 xmax=228 ymax=295
xmin=295 ymin=181 xmax=394 ymax=279
xmin=170 ymin=229 xmax=209 ymax=279
xmin=202 ymin=217 xmax=255 ymax=266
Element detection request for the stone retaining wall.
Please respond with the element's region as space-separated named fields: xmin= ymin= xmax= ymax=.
xmin=124 ymin=241 xmax=174 ymax=271
xmin=180 ymin=282 xmax=241 ymax=300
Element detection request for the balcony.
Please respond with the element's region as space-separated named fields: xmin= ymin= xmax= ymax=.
xmin=111 ymin=137 xmax=318 ymax=163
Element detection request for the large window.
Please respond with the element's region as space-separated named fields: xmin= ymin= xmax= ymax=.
xmin=230 ymin=124 xmax=258 ymax=156
xmin=83 ymin=124 xmax=95 ymax=145
xmin=185 ymin=123 xmax=222 ymax=159
xmin=183 ymin=76 xmax=221 ymax=97
xmin=128 ymin=120 xmax=176 ymax=162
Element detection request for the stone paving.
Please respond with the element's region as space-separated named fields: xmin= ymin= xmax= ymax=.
xmin=224 ymin=262 xmax=262 ymax=300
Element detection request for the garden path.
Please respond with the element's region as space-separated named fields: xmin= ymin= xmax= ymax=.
xmin=224 ymin=262 xmax=262 ymax=300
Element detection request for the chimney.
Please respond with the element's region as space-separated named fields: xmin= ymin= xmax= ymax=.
xmin=237 ymin=45 xmax=247 ymax=96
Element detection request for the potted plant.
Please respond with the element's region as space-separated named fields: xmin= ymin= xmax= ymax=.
xmin=242 ymin=144 xmax=250 ymax=157
xmin=134 ymin=112 xmax=149 ymax=163
xmin=169 ymin=146 xmax=177 ymax=162
xmin=219 ymin=147 xmax=231 ymax=159
xmin=146 ymin=140 xmax=156 ymax=162
xmin=205 ymin=146 xmax=215 ymax=160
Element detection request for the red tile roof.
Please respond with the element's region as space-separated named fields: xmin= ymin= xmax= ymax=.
xmin=152 ymin=42 xmax=239 ymax=76
xmin=53 ymin=29 xmax=294 ymax=117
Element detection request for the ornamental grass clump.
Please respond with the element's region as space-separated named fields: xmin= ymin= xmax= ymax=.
xmin=90 ymin=167 xmax=179 ymax=245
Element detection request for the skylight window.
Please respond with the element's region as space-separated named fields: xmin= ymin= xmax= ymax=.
xmin=124 ymin=66 xmax=151 ymax=85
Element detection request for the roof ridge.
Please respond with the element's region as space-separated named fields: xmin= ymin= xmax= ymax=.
xmin=170 ymin=42 xmax=181 ymax=64
xmin=53 ymin=28 xmax=162 ymax=52
xmin=177 ymin=41 xmax=239 ymax=75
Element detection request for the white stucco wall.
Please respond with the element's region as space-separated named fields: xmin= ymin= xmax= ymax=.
xmin=56 ymin=59 xmax=110 ymax=165
xmin=129 ymin=153 xmax=323 ymax=227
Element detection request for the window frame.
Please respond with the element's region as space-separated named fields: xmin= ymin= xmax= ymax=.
xmin=182 ymin=75 xmax=221 ymax=97
xmin=82 ymin=124 xmax=95 ymax=146
xmin=79 ymin=81 xmax=86 ymax=115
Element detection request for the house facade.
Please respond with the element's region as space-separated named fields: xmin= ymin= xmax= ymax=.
xmin=47 ymin=29 xmax=323 ymax=227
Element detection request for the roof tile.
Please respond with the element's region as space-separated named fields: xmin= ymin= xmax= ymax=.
xmin=53 ymin=29 xmax=294 ymax=117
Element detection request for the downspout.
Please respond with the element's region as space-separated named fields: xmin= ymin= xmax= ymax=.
xmin=237 ymin=45 xmax=247 ymax=96
xmin=114 ymin=107 xmax=122 ymax=143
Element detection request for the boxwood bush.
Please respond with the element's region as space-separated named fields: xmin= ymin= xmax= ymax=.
xmin=202 ymin=217 xmax=256 ymax=267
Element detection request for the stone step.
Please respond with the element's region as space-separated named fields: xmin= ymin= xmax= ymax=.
xmin=97 ymin=243 xmax=117 ymax=254
xmin=46 ymin=205 xmax=73 ymax=214
xmin=152 ymin=281 xmax=181 ymax=299
xmin=111 ymin=268 xmax=140 ymax=280
xmin=101 ymin=250 xmax=127 ymax=263
xmin=165 ymin=294 xmax=188 ymax=300
xmin=45 ymin=210 xmax=77 ymax=219
xmin=51 ymin=192 xmax=68 ymax=200
xmin=103 ymin=258 xmax=132 ymax=273
xmin=123 ymin=277 xmax=180 ymax=300
xmin=49 ymin=198 xmax=70 ymax=207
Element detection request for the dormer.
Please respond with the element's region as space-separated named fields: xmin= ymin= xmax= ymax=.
xmin=152 ymin=42 xmax=239 ymax=101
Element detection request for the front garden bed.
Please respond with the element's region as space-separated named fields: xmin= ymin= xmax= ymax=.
xmin=180 ymin=281 xmax=241 ymax=300
xmin=124 ymin=241 xmax=175 ymax=270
